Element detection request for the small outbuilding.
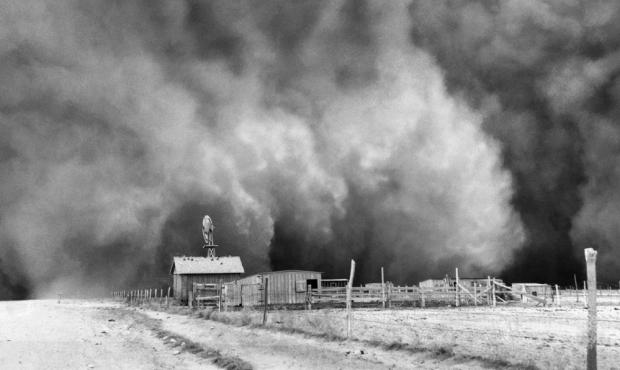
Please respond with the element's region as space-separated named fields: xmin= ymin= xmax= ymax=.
xmin=170 ymin=256 xmax=244 ymax=303
xmin=419 ymin=277 xmax=505 ymax=290
xmin=224 ymin=270 xmax=322 ymax=307
xmin=419 ymin=278 xmax=451 ymax=289
xmin=511 ymin=283 xmax=552 ymax=302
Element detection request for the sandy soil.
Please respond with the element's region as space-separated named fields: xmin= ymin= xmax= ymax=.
xmin=0 ymin=300 xmax=216 ymax=370
xmin=0 ymin=298 xmax=503 ymax=370
xmin=141 ymin=308 xmax=499 ymax=369
xmin=4 ymin=299 xmax=619 ymax=369
xmin=221 ymin=304 xmax=620 ymax=369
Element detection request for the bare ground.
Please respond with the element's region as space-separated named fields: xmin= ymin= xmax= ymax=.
xmin=4 ymin=299 xmax=618 ymax=369
xmin=140 ymin=307 xmax=505 ymax=369
xmin=0 ymin=300 xmax=217 ymax=370
xmin=0 ymin=299 xmax=514 ymax=369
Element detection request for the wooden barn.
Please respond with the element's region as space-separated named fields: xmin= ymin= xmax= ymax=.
xmin=224 ymin=270 xmax=322 ymax=307
xmin=170 ymin=256 xmax=244 ymax=303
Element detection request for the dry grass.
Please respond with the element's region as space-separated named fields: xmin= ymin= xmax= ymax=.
xmin=114 ymin=307 xmax=253 ymax=370
xmin=130 ymin=302 xmax=542 ymax=369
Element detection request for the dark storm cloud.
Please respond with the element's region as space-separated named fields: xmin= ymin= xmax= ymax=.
xmin=408 ymin=0 xmax=620 ymax=285
xmin=0 ymin=0 xmax=527 ymax=298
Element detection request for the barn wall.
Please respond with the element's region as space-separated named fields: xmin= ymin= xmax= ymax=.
xmin=267 ymin=271 xmax=322 ymax=305
xmin=173 ymin=273 xmax=240 ymax=302
xmin=172 ymin=274 xmax=183 ymax=299
xmin=224 ymin=271 xmax=323 ymax=307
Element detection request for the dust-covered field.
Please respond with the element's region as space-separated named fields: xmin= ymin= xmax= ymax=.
xmin=260 ymin=305 xmax=620 ymax=369
xmin=2 ymin=299 xmax=620 ymax=369
xmin=0 ymin=300 xmax=220 ymax=369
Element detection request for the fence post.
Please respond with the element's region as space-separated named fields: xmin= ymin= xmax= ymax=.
xmin=487 ymin=277 xmax=491 ymax=305
xmin=474 ymin=283 xmax=478 ymax=306
xmin=346 ymin=259 xmax=356 ymax=338
xmin=585 ymin=248 xmax=597 ymax=370
xmin=455 ymin=268 xmax=460 ymax=307
xmin=381 ymin=267 xmax=385 ymax=309
xmin=166 ymin=286 xmax=170 ymax=307
xmin=492 ymin=278 xmax=496 ymax=307
xmin=306 ymin=284 xmax=312 ymax=310
xmin=263 ymin=277 xmax=269 ymax=325
xmin=555 ymin=284 xmax=560 ymax=306
xmin=575 ymin=274 xmax=579 ymax=302
xmin=421 ymin=289 xmax=425 ymax=308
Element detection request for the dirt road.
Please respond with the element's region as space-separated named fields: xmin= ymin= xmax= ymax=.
xmin=0 ymin=300 xmax=216 ymax=369
xmin=141 ymin=308 xmax=515 ymax=369
xmin=0 ymin=299 xmax=508 ymax=369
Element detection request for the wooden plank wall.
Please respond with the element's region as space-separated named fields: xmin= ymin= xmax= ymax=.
xmin=173 ymin=273 xmax=240 ymax=302
xmin=266 ymin=271 xmax=321 ymax=304
xmin=224 ymin=271 xmax=322 ymax=307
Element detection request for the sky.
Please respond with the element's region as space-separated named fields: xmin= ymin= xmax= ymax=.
xmin=1 ymin=0 xmax=619 ymax=299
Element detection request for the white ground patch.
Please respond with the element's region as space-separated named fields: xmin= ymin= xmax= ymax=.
xmin=0 ymin=300 xmax=216 ymax=369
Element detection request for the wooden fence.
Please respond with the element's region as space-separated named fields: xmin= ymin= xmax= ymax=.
xmin=112 ymin=284 xmax=620 ymax=309
xmin=311 ymin=279 xmax=560 ymax=307
xmin=112 ymin=288 xmax=172 ymax=306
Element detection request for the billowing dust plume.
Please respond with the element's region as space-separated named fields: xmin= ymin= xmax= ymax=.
xmin=409 ymin=0 xmax=620 ymax=285
xmin=1 ymin=0 xmax=527 ymax=298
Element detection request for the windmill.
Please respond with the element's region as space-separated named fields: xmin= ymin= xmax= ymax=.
xmin=201 ymin=215 xmax=218 ymax=258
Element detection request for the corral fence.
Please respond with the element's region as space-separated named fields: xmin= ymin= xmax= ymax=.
xmin=111 ymin=251 xmax=617 ymax=369
xmin=110 ymin=280 xmax=620 ymax=311
xmin=112 ymin=250 xmax=615 ymax=368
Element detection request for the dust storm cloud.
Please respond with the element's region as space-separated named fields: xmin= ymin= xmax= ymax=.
xmin=12 ymin=0 xmax=618 ymax=298
xmin=409 ymin=0 xmax=620 ymax=285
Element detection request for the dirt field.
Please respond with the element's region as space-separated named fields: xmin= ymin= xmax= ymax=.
xmin=2 ymin=299 xmax=620 ymax=369
xmin=141 ymin=308 xmax=504 ymax=369
xmin=0 ymin=299 xmax=218 ymax=369
xmin=181 ymin=303 xmax=620 ymax=370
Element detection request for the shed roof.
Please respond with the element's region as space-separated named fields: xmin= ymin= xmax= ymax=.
xmin=170 ymin=256 xmax=244 ymax=275
xmin=258 ymin=269 xmax=323 ymax=275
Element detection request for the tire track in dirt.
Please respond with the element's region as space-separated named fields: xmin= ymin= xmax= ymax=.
xmin=138 ymin=307 xmax=519 ymax=369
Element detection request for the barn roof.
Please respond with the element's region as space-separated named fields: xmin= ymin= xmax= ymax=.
xmin=170 ymin=256 xmax=244 ymax=275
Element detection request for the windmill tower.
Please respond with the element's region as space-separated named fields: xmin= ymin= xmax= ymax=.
xmin=201 ymin=215 xmax=218 ymax=258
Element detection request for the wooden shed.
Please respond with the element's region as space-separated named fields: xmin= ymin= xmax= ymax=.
xmin=170 ymin=256 xmax=244 ymax=303
xmin=224 ymin=270 xmax=322 ymax=307
xmin=511 ymin=283 xmax=552 ymax=302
